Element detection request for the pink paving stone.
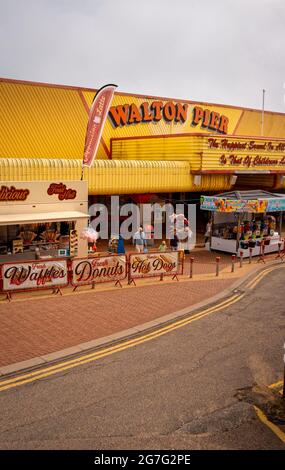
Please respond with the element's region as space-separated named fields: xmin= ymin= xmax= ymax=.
xmin=0 ymin=277 xmax=237 ymax=367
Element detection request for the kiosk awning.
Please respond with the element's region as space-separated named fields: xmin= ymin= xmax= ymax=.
xmin=0 ymin=211 xmax=89 ymax=226
xmin=200 ymin=190 xmax=285 ymax=213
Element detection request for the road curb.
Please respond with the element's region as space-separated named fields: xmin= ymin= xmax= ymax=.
xmin=1 ymin=259 xmax=284 ymax=378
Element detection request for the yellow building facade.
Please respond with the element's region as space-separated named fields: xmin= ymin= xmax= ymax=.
xmin=1 ymin=77 xmax=285 ymax=193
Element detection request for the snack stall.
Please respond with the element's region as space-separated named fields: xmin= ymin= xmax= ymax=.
xmin=0 ymin=181 xmax=89 ymax=262
xmin=200 ymin=191 xmax=285 ymax=257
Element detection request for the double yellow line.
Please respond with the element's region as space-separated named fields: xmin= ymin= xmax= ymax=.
xmin=0 ymin=292 xmax=243 ymax=393
xmin=247 ymin=264 xmax=285 ymax=290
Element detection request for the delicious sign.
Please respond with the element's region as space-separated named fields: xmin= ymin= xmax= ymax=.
xmin=0 ymin=185 xmax=29 ymax=201
xmin=72 ymin=256 xmax=127 ymax=286
xmin=129 ymin=252 xmax=181 ymax=279
xmin=2 ymin=260 xmax=68 ymax=291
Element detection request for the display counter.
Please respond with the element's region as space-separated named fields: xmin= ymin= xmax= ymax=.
xmin=211 ymin=234 xmax=283 ymax=257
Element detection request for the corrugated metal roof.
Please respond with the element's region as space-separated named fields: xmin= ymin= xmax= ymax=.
xmin=0 ymin=158 xmax=233 ymax=194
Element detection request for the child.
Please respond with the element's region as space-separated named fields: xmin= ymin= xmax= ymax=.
xmin=158 ymin=241 xmax=167 ymax=252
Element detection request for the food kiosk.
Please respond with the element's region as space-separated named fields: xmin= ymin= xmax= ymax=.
xmin=0 ymin=181 xmax=89 ymax=262
xmin=200 ymin=190 xmax=285 ymax=257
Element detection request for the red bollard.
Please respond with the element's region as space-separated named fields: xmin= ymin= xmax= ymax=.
xmin=231 ymin=254 xmax=236 ymax=273
xmin=239 ymin=251 xmax=243 ymax=268
xmin=216 ymin=256 xmax=221 ymax=277
xmin=189 ymin=257 xmax=194 ymax=278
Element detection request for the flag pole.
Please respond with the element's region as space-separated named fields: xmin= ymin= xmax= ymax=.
xmin=261 ymin=89 xmax=265 ymax=136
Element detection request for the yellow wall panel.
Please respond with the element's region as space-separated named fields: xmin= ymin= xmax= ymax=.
xmin=0 ymin=81 xmax=88 ymax=159
xmin=236 ymin=110 xmax=285 ymax=138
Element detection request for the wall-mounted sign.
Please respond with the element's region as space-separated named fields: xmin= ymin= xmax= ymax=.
xmin=207 ymin=138 xmax=285 ymax=168
xmin=72 ymin=255 xmax=127 ymax=286
xmin=109 ymin=102 xmax=229 ymax=134
xmin=129 ymin=252 xmax=181 ymax=279
xmin=0 ymin=185 xmax=29 ymax=202
xmin=2 ymin=260 xmax=68 ymax=291
xmin=192 ymin=107 xmax=228 ymax=134
xmin=47 ymin=183 xmax=77 ymax=200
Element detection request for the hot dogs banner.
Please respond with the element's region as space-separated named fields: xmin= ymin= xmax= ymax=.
xmin=129 ymin=252 xmax=182 ymax=279
xmin=1 ymin=253 xmax=183 ymax=293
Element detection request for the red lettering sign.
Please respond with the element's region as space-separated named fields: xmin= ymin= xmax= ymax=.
xmin=47 ymin=183 xmax=77 ymax=200
xmin=72 ymin=256 xmax=127 ymax=286
xmin=2 ymin=260 xmax=68 ymax=291
xmin=0 ymin=185 xmax=29 ymax=202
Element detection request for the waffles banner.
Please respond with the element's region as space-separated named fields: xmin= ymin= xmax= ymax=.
xmin=129 ymin=252 xmax=181 ymax=279
xmin=72 ymin=255 xmax=127 ymax=286
xmin=2 ymin=260 xmax=68 ymax=291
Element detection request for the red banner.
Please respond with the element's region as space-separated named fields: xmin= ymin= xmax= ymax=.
xmin=83 ymin=84 xmax=117 ymax=167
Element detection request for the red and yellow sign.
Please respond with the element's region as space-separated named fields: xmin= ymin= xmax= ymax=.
xmin=200 ymin=136 xmax=285 ymax=172
xmin=109 ymin=102 xmax=229 ymax=134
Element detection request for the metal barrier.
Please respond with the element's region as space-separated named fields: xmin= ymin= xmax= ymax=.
xmin=0 ymin=251 xmax=184 ymax=298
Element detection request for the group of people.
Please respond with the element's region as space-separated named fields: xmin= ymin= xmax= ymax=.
xmin=133 ymin=226 xmax=189 ymax=253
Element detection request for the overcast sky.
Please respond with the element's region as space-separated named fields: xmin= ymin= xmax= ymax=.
xmin=1 ymin=0 xmax=285 ymax=112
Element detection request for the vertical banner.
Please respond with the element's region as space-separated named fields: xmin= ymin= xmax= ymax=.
xmin=83 ymin=84 xmax=117 ymax=168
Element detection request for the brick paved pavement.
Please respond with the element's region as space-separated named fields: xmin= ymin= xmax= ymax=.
xmin=0 ymin=248 xmax=281 ymax=369
xmin=0 ymin=276 xmax=237 ymax=367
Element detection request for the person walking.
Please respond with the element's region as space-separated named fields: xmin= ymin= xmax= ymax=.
xmin=170 ymin=230 xmax=179 ymax=251
xmin=133 ymin=226 xmax=146 ymax=253
xmin=117 ymin=234 xmax=125 ymax=254
xmin=204 ymin=220 xmax=212 ymax=245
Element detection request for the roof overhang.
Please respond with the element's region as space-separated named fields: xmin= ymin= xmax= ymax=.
xmin=0 ymin=211 xmax=89 ymax=226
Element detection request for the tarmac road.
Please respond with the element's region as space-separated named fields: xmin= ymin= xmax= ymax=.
xmin=0 ymin=266 xmax=285 ymax=450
